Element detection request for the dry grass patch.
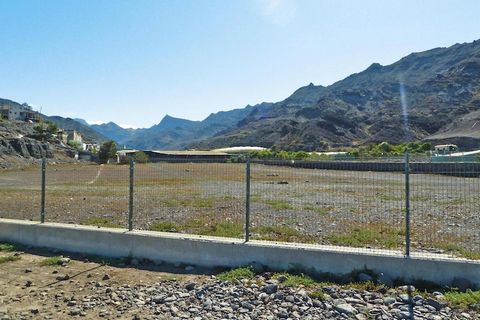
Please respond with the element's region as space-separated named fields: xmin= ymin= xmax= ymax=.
xmin=264 ymin=200 xmax=293 ymax=210
xmin=303 ymin=205 xmax=333 ymax=214
xmin=252 ymin=225 xmax=317 ymax=243
xmin=327 ymin=224 xmax=405 ymax=249
xmin=437 ymin=242 xmax=480 ymax=260
xmin=273 ymin=273 xmax=316 ymax=287
xmin=444 ymin=290 xmax=480 ymax=310
xmin=218 ymin=267 xmax=255 ymax=281
xmin=0 ymin=243 xmax=16 ymax=252
xmin=83 ymin=217 xmax=123 ymax=229
xmin=162 ymin=198 xmax=213 ymax=208
xmin=0 ymin=255 xmax=20 ymax=264
xmin=150 ymin=215 xmax=243 ymax=238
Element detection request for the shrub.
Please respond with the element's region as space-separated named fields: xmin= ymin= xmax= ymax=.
xmin=135 ymin=151 xmax=150 ymax=163
xmin=67 ymin=140 xmax=82 ymax=150
xmin=0 ymin=256 xmax=20 ymax=264
xmin=218 ymin=267 xmax=255 ymax=281
xmin=40 ymin=256 xmax=66 ymax=266
xmin=46 ymin=121 xmax=58 ymax=134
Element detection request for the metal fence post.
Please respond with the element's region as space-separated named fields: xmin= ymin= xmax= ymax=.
xmin=40 ymin=157 xmax=46 ymax=223
xmin=245 ymin=155 xmax=251 ymax=242
xmin=128 ymin=156 xmax=134 ymax=231
xmin=404 ymin=152 xmax=411 ymax=257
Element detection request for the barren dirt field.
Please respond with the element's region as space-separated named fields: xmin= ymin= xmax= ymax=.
xmin=0 ymin=162 xmax=479 ymax=259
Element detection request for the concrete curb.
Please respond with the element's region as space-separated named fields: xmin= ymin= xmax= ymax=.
xmin=0 ymin=218 xmax=478 ymax=287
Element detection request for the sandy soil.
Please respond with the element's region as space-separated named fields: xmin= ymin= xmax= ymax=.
xmin=0 ymin=248 xmax=209 ymax=319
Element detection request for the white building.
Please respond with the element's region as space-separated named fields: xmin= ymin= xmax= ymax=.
xmin=0 ymin=103 xmax=38 ymax=121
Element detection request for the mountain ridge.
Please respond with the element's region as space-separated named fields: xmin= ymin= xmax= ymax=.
xmin=191 ymin=39 xmax=480 ymax=150
xmin=4 ymin=39 xmax=480 ymax=151
xmin=84 ymin=104 xmax=269 ymax=150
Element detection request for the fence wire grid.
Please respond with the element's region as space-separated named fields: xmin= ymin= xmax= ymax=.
xmin=0 ymin=154 xmax=479 ymax=261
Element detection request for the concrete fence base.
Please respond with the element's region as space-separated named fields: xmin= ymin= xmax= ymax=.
xmin=0 ymin=218 xmax=479 ymax=287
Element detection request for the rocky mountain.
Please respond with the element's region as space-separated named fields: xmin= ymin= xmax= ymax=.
xmin=90 ymin=122 xmax=134 ymax=146
xmin=192 ymin=40 xmax=480 ymax=150
xmin=90 ymin=105 xmax=268 ymax=150
xmin=73 ymin=118 xmax=90 ymax=126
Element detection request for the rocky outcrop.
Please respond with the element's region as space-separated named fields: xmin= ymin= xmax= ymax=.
xmin=2 ymin=137 xmax=53 ymax=159
xmin=0 ymin=120 xmax=76 ymax=168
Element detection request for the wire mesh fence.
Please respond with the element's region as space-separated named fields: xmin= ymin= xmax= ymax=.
xmin=0 ymin=154 xmax=478 ymax=261
xmin=133 ymin=160 xmax=245 ymax=238
xmin=249 ymin=159 xmax=406 ymax=256
xmin=409 ymin=164 xmax=480 ymax=259
xmin=0 ymin=165 xmax=41 ymax=221
xmin=44 ymin=163 xmax=129 ymax=226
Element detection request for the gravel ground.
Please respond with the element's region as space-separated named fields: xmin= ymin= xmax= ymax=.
xmin=0 ymin=249 xmax=478 ymax=320
xmin=0 ymin=162 xmax=478 ymax=257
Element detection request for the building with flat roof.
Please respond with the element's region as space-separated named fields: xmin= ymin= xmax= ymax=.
xmin=0 ymin=103 xmax=39 ymax=122
xmin=116 ymin=150 xmax=231 ymax=163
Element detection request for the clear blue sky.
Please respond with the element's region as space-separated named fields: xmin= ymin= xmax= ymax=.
xmin=0 ymin=0 xmax=479 ymax=128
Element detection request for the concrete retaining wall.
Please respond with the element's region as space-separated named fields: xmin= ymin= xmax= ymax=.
xmin=1 ymin=219 xmax=479 ymax=287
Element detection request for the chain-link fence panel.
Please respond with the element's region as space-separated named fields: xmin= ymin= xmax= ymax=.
xmin=0 ymin=165 xmax=42 ymax=221
xmin=44 ymin=163 xmax=129 ymax=227
xmin=133 ymin=160 xmax=245 ymax=239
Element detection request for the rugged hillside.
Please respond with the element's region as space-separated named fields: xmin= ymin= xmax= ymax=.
xmin=0 ymin=119 xmax=75 ymax=169
xmin=90 ymin=122 xmax=134 ymax=145
xmin=0 ymin=99 xmax=101 ymax=168
xmin=424 ymin=110 xmax=480 ymax=148
xmin=192 ymin=40 xmax=480 ymax=150
xmin=97 ymin=105 xmax=269 ymax=150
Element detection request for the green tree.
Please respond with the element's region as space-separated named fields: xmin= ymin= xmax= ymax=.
xmin=33 ymin=120 xmax=58 ymax=139
xmin=33 ymin=124 xmax=44 ymax=134
xmin=98 ymin=140 xmax=117 ymax=164
xmin=67 ymin=140 xmax=81 ymax=150
xmin=378 ymin=142 xmax=392 ymax=153
xmin=46 ymin=121 xmax=58 ymax=134
xmin=135 ymin=151 xmax=150 ymax=163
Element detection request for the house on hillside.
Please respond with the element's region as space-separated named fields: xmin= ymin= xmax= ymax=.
xmin=0 ymin=103 xmax=39 ymax=122
xmin=58 ymin=130 xmax=83 ymax=145
xmin=67 ymin=130 xmax=83 ymax=144
xmin=57 ymin=130 xmax=68 ymax=143
xmin=83 ymin=143 xmax=99 ymax=153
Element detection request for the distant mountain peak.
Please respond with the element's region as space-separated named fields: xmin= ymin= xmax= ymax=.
xmin=73 ymin=118 xmax=89 ymax=126
xmin=365 ymin=63 xmax=383 ymax=72
xmin=158 ymin=114 xmax=197 ymax=125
